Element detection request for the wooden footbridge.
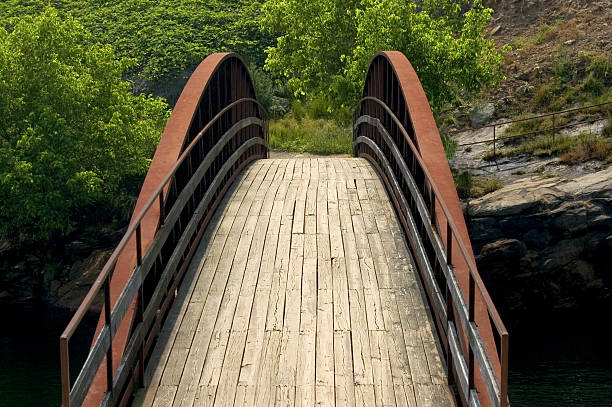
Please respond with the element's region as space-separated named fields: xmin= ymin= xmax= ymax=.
xmin=59 ymin=52 xmax=509 ymax=407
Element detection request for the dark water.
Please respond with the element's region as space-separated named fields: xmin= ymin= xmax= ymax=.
xmin=508 ymin=314 xmax=612 ymax=406
xmin=0 ymin=303 xmax=96 ymax=407
xmin=1 ymin=304 xmax=611 ymax=406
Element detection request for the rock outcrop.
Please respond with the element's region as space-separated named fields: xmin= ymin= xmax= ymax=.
xmin=466 ymin=166 xmax=612 ymax=320
xmin=469 ymin=103 xmax=495 ymax=126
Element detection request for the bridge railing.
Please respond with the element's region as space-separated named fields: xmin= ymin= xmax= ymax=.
xmin=354 ymin=52 xmax=508 ymax=407
xmin=60 ymin=54 xmax=268 ymax=407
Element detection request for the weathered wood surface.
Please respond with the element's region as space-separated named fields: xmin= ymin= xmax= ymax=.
xmin=132 ymin=158 xmax=455 ymax=407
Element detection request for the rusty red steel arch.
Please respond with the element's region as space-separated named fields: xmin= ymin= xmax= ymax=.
xmin=354 ymin=51 xmax=509 ymax=407
xmin=60 ymin=53 xmax=268 ymax=407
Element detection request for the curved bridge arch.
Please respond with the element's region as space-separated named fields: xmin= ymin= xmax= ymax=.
xmin=354 ymin=51 xmax=508 ymax=407
xmin=60 ymin=53 xmax=268 ymax=407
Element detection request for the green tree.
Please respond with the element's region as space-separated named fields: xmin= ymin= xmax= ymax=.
xmin=261 ymin=0 xmax=506 ymax=112
xmin=0 ymin=0 xmax=275 ymax=90
xmin=0 ymin=9 xmax=169 ymax=242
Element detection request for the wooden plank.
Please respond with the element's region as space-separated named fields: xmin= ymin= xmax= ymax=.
xmin=334 ymin=331 xmax=355 ymax=407
xmin=276 ymin=385 xmax=296 ymax=407
xmin=266 ymin=219 xmax=292 ymax=331
xmin=369 ymin=331 xmax=397 ymax=407
xmin=296 ymin=331 xmax=316 ymax=387
xmin=150 ymin=385 xmax=178 ymax=407
xmin=277 ymin=322 xmax=300 ymax=386
xmin=254 ymin=331 xmax=281 ymax=407
xmin=364 ymin=287 xmax=385 ymax=331
xmin=379 ymin=289 xmax=413 ymax=389
xmin=354 ymin=385 xmax=376 ymax=407
xmin=317 ymin=234 xmax=332 ymax=290
xmin=293 ymin=179 xmax=308 ymax=234
xmin=351 ymin=214 xmax=371 ymax=260
xmin=345 ymin=255 xmax=362 ymax=290
xmin=316 ymin=288 xmax=334 ymax=387
xmin=327 ymin=180 xmax=344 ymax=259
xmin=310 ymin=158 xmax=319 ymax=180
xmin=332 ymin=257 xmax=350 ymax=331
xmin=316 ymin=180 xmax=329 ymax=235
xmin=287 ymin=233 xmax=304 ymax=291
xmin=348 ymin=289 xmax=373 ymax=385
xmin=195 ymin=385 xmax=217 ymax=407
xmin=367 ymin=233 xmax=394 ymax=289
xmin=213 ymin=331 xmax=248 ymax=407
xmin=305 ymin=179 xmax=318 ymax=235
xmin=301 ymin=237 xmax=317 ymax=333
xmin=284 ymin=158 xmax=296 ymax=180
xmin=325 ymin=157 xmax=336 ymax=180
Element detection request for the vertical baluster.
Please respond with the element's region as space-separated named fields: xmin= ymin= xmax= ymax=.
xmin=445 ymin=221 xmax=454 ymax=384
xmin=159 ymin=193 xmax=165 ymax=226
xmin=135 ymin=225 xmax=145 ymax=385
xmin=104 ymin=275 xmax=113 ymax=394
xmin=468 ymin=272 xmax=475 ymax=392
xmin=60 ymin=337 xmax=70 ymax=407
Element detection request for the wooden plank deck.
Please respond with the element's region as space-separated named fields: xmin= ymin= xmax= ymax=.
xmin=132 ymin=158 xmax=456 ymax=407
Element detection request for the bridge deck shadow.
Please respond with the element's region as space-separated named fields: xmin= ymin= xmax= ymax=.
xmin=132 ymin=157 xmax=455 ymax=407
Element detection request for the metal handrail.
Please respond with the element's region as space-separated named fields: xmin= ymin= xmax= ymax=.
xmin=60 ymin=95 xmax=268 ymax=407
xmin=355 ymin=95 xmax=508 ymax=407
xmin=451 ymin=100 xmax=611 ymax=156
xmin=60 ymin=97 xmax=266 ymax=340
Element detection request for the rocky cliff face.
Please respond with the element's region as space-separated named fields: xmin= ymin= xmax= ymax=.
xmin=466 ymin=166 xmax=612 ymax=322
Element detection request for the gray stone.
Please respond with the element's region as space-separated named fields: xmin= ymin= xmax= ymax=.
xmin=516 ymin=70 xmax=531 ymax=81
xmin=466 ymin=167 xmax=612 ymax=316
xmin=270 ymin=96 xmax=290 ymax=114
xmin=0 ymin=239 xmax=10 ymax=254
xmin=469 ymin=103 xmax=495 ymax=127
xmin=479 ymin=238 xmax=527 ymax=260
xmin=517 ymin=84 xmax=534 ymax=96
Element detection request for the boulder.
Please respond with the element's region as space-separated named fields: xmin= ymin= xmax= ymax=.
xmin=467 ymin=166 xmax=612 ymax=317
xmin=469 ymin=103 xmax=495 ymax=127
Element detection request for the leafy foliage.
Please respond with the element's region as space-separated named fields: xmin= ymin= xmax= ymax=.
xmin=0 ymin=0 xmax=274 ymax=87
xmin=261 ymin=0 xmax=506 ymax=112
xmin=0 ymin=9 xmax=169 ymax=242
xmin=269 ymin=117 xmax=352 ymax=154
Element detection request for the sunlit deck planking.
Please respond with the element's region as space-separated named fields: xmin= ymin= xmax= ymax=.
xmin=132 ymin=158 xmax=456 ymax=407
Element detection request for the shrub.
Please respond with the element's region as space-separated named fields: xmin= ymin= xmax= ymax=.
xmin=560 ymin=134 xmax=612 ymax=163
xmin=471 ymin=176 xmax=503 ymax=198
xmin=535 ymin=84 xmax=553 ymax=107
xmin=0 ymin=10 xmax=169 ymax=242
xmin=533 ymin=23 xmax=559 ymax=45
xmin=454 ymin=171 xmax=472 ymax=199
xmin=269 ymin=117 xmax=352 ymax=155
xmin=602 ymin=118 xmax=612 ymax=138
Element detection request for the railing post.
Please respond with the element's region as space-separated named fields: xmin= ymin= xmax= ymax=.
xmin=493 ymin=125 xmax=496 ymax=157
xmin=500 ymin=333 xmax=509 ymax=407
xmin=60 ymin=337 xmax=70 ymax=407
xmin=135 ymin=224 xmax=145 ymax=385
xmin=104 ymin=275 xmax=113 ymax=394
xmin=159 ymin=193 xmax=165 ymax=226
xmin=445 ymin=222 xmax=454 ymax=384
xmin=468 ymin=273 xmax=475 ymax=392
xmin=136 ymin=224 xmax=142 ymax=266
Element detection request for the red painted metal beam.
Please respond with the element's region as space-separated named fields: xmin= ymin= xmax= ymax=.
xmin=83 ymin=53 xmax=256 ymax=407
xmin=360 ymin=51 xmax=504 ymax=407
